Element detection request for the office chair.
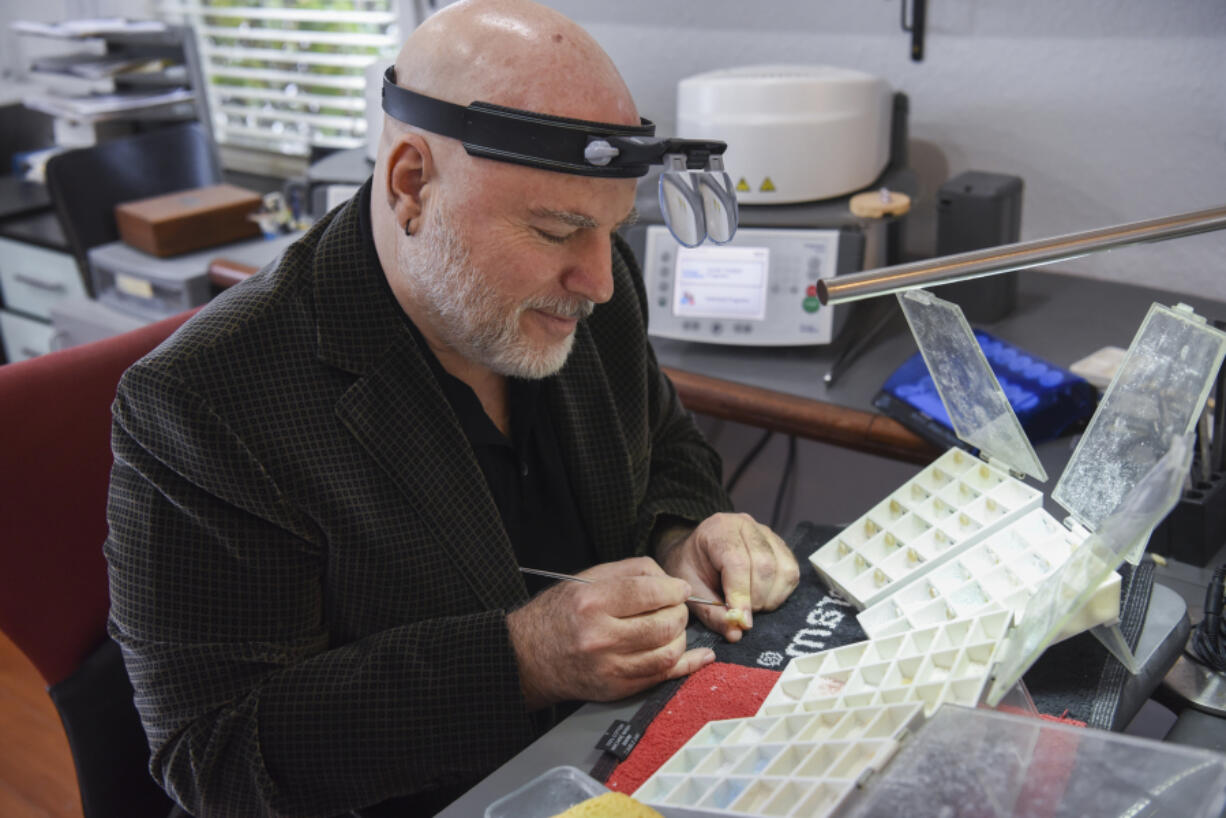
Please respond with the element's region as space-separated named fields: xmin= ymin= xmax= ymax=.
xmin=44 ymin=123 xmax=222 ymax=295
xmin=0 ymin=308 xmax=199 ymax=818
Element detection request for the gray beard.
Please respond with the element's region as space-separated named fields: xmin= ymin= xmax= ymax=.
xmin=401 ymin=210 xmax=594 ymax=379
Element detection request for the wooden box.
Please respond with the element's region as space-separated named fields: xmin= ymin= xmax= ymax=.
xmin=115 ymin=183 xmax=262 ymax=258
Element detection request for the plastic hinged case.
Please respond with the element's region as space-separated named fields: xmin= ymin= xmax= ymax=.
xmin=631 ymin=432 xmax=1202 ymax=818
xmin=810 ymin=293 xmax=1226 ymax=664
xmin=841 ymin=705 xmax=1226 ymax=818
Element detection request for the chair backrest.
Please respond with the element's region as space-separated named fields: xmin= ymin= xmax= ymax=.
xmin=0 ymin=308 xmax=198 ymax=682
xmin=44 ymin=123 xmax=222 ymax=290
xmin=0 ymin=309 xmax=199 ymax=818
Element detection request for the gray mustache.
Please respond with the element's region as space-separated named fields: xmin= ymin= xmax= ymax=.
xmin=525 ymin=296 xmax=594 ymax=321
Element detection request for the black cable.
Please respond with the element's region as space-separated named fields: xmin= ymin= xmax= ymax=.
xmin=724 ymin=428 xmax=774 ymax=495
xmin=1190 ymin=564 xmax=1226 ymax=672
xmin=770 ymin=435 xmax=798 ymax=531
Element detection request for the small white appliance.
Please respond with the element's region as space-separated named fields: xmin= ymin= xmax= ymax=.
xmin=677 ymin=64 xmax=893 ymax=205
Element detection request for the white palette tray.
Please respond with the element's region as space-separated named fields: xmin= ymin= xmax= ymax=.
xmin=856 ymin=506 xmax=1121 ymax=640
xmin=633 ymin=702 xmax=924 ymax=817
xmin=758 ymin=611 xmax=1011 ymax=719
xmin=809 ymin=447 xmax=1042 ymax=609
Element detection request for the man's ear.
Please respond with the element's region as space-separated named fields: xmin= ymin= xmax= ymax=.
xmin=385 ymin=133 xmax=433 ymax=235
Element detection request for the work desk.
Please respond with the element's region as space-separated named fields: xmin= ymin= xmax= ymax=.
xmin=655 ymin=269 xmax=1226 ymax=478
xmin=437 ymin=271 xmax=1223 ymax=816
xmin=437 ymin=580 xmax=1191 ymax=817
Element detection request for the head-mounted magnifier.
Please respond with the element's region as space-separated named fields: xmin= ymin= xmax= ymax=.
xmin=382 ymin=67 xmax=737 ymax=247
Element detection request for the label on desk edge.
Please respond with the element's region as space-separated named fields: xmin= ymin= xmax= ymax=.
xmin=115 ymin=273 xmax=155 ymax=300
xmin=595 ymin=719 xmax=643 ymax=760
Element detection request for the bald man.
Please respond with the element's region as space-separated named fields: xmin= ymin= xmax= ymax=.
xmin=105 ymin=1 xmax=798 ymax=815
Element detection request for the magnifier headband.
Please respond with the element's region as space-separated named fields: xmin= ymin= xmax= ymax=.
xmin=382 ymin=66 xmax=662 ymax=177
xmin=381 ymin=67 xmax=738 ymax=244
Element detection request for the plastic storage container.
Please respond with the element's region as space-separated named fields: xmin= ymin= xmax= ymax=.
xmin=809 ymin=293 xmax=1226 ymax=656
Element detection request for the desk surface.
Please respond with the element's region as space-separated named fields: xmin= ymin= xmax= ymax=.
xmin=0 ymin=175 xmax=50 ymax=223
xmin=0 ymin=207 xmax=67 ymax=253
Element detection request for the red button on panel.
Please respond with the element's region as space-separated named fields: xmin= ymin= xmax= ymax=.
xmin=806 ymin=284 xmax=818 ymax=298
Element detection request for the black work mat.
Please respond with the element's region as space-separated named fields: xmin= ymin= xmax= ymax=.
xmin=710 ymin=522 xmax=867 ymax=668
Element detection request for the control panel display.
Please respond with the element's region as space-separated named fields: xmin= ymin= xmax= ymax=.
xmin=672 ymin=245 xmax=769 ymax=321
xmin=638 ymin=225 xmax=860 ymax=346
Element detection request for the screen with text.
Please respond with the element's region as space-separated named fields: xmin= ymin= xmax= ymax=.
xmin=672 ymin=245 xmax=770 ymax=321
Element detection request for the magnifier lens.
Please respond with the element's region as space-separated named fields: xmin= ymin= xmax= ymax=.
xmin=658 ymin=171 xmax=706 ymax=248
xmin=697 ymin=171 xmax=738 ymax=244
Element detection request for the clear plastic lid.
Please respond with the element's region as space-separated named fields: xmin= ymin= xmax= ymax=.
xmin=842 ymin=705 xmax=1226 ymax=818
xmin=484 ymin=766 xmax=606 ymax=818
xmin=1052 ymin=302 xmax=1226 ymax=532
xmin=897 ymin=290 xmax=1047 ymax=482
xmin=987 ymin=433 xmax=1194 ymax=706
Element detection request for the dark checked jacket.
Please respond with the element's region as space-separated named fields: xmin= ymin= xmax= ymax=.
xmin=104 ymin=184 xmax=731 ymax=818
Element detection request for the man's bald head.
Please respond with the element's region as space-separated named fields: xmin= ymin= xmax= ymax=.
xmin=372 ymin=0 xmax=640 ymax=240
xmin=394 ymin=0 xmax=638 ymax=127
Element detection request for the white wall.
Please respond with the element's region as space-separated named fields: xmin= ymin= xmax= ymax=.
xmin=541 ymin=0 xmax=1226 ymax=301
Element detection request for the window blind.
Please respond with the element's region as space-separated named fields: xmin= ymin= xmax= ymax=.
xmin=155 ymin=1 xmax=400 ymax=156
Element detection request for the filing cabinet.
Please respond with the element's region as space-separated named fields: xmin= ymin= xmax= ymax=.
xmin=0 ymin=235 xmax=85 ymax=320
xmin=0 ymin=233 xmax=83 ymax=362
xmin=0 ymin=309 xmax=57 ymax=362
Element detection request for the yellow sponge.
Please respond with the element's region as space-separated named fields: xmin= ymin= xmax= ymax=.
xmin=551 ymin=791 xmax=664 ymax=818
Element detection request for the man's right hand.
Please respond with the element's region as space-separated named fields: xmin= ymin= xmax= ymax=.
xmin=506 ymin=557 xmax=716 ymax=710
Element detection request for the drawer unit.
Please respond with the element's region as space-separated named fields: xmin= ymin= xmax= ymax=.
xmin=1 ymin=309 xmax=56 ymax=362
xmin=88 ymin=231 xmax=299 ymax=321
xmin=50 ymin=296 xmax=150 ymax=349
xmin=0 ymin=236 xmax=84 ymax=320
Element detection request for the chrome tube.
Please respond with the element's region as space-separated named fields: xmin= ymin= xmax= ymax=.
xmin=818 ymin=203 xmax=1226 ymax=305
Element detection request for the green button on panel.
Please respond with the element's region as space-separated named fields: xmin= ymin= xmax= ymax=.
xmin=803 ymin=296 xmax=821 ymax=313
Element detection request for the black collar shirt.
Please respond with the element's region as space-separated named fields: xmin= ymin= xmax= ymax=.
xmin=358 ymin=184 xmax=597 ymax=596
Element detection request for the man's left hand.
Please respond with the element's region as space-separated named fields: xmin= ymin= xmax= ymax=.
xmin=656 ymin=512 xmax=800 ymax=642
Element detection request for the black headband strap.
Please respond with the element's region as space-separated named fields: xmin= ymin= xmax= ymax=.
xmin=382 ymin=66 xmax=658 ymax=177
